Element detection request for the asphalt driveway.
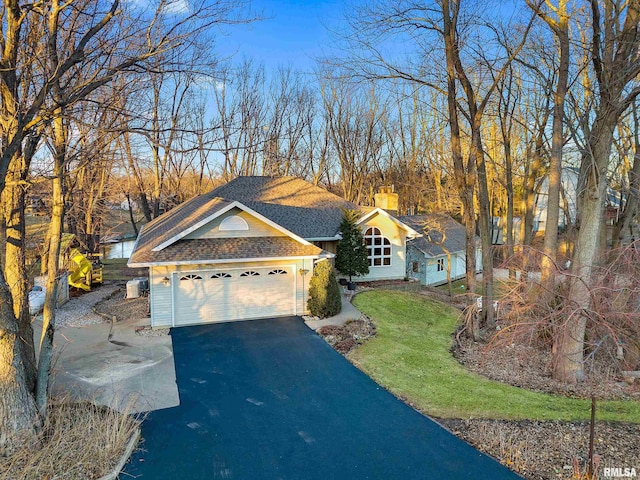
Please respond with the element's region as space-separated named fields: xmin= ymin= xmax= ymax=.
xmin=124 ymin=317 xmax=521 ymax=479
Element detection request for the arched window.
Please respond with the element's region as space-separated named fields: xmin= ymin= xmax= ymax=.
xmin=219 ymin=215 xmax=249 ymax=231
xmin=364 ymin=227 xmax=392 ymax=267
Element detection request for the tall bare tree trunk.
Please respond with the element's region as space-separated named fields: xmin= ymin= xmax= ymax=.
xmin=2 ymin=155 xmax=36 ymax=393
xmin=0 ymin=268 xmax=39 ymax=455
xmin=555 ymin=119 xmax=614 ymax=382
xmin=442 ymin=0 xmax=477 ymax=302
xmin=538 ymin=1 xmax=570 ymax=288
xmin=612 ymin=102 xmax=640 ymax=247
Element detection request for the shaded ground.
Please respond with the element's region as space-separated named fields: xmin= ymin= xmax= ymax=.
xmin=125 ymin=317 xmax=521 ymax=480
xmin=438 ymin=418 xmax=640 ymax=480
xmin=454 ymin=337 xmax=640 ymax=401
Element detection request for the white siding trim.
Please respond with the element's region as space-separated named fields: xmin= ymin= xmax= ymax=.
xmin=171 ymin=272 xmax=176 ymax=327
xmin=357 ymin=208 xmax=420 ymax=238
xmin=292 ymin=263 xmax=297 ymax=316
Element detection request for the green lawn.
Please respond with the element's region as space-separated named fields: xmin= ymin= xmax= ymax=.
xmin=351 ymin=290 xmax=640 ymax=422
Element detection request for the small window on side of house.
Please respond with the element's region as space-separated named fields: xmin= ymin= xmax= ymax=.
xmin=412 ymin=261 xmax=419 ymax=273
xmin=436 ymin=258 xmax=445 ymax=272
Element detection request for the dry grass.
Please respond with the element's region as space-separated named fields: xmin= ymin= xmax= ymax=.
xmin=0 ymin=398 xmax=140 ymax=480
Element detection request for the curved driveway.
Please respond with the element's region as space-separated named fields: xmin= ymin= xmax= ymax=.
xmin=124 ymin=317 xmax=521 ymax=479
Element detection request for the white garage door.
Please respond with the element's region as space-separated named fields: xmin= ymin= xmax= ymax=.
xmin=173 ymin=266 xmax=295 ymax=326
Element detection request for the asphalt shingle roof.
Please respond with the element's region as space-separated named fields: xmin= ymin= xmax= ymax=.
xmin=128 ymin=177 xmax=344 ymax=266
xmin=399 ymin=214 xmax=468 ymax=257
xmin=129 ymin=237 xmax=323 ymax=265
xmin=129 ymin=196 xmax=233 ymax=265
xmin=209 ymin=176 xmax=357 ymax=239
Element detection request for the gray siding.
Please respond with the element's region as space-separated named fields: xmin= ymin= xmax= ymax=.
xmin=407 ymin=248 xmax=467 ymax=287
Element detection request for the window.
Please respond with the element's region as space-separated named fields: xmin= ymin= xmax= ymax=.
xmin=412 ymin=261 xmax=419 ymax=273
xmin=211 ymin=272 xmax=232 ymax=279
xmin=180 ymin=274 xmax=202 ymax=281
xmin=240 ymin=271 xmax=260 ymax=277
xmin=364 ymin=227 xmax=391 ymax=267
xmin=436 ymin=258 xmax=445 ymax=272
xmin=268 ymin=269 xmax=287 ymax=275
xmin=219 ymin=215 xmax=249 ymax=231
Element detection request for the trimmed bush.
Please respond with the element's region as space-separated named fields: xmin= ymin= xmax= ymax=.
xmin=307 ymin=261 xmax=342 ymax=318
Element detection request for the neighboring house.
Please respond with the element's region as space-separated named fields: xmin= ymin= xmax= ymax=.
xmin=399 ymin=214 xmax=482 ymax=287
xmin=534 ymin=166 xmax=621 ymax=233
xmin=128 ymin=176 xmax=419 ymax=328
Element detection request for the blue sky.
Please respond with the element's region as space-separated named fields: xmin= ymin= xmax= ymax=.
xmin=217 ymin=0 xmax=345 ymax=72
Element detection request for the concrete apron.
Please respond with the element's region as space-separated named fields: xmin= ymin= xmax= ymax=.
xmin=304 ymin=292 xmax=363 ymax=330
xmin=32 ymin=317 xmax=179 ymax=414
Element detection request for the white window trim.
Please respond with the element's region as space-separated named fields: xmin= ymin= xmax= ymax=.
xmin=436 ymin=258 xmax=445 ymax=272
xmin=364 ymin=227 xmax=392 ymax=268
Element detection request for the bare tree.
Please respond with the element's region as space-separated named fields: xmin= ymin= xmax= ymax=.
xmin=556 ymin=0 xmax=640 ymax=383
xmin=527 ymin=0 xmax=571 ymax=288
xmin=0 ymin=0 xmax=252 ymax=454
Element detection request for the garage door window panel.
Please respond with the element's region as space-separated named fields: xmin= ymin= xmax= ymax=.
xmin=240 ymin=271 xmax=261 ymax=277
xmin=211 ymin=272 xmax=232 ymax=279
xmin=180 ymin=274 xmax=203 ymax=281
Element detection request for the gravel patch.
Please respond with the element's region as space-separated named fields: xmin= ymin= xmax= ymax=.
xmin=35 ymin=284 xmax=120 ymax=328
xmin=95 ymin=288 xmax=149 ymax=323
xmin=134 ymin=326 xmax=169 ymax=337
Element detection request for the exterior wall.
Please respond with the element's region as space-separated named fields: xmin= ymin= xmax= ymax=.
xmin=358 ymin=212 xmax=408 ymax=281
xmin=407 ymin=247 xmax=467 ymax=287
xmin=424 ymin=252 xmax=467 ymax=286
xmin=184 ymin=207 xmax=285 ymax=239
xmin=149 ymin=258 xmax=313 ymax=328
xmin=314 ymin=240 xmax=338 ymax=254
xmin=406 ymin=245 xmax=424 ymax=282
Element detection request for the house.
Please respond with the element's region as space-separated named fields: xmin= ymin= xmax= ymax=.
xmin=128 ymin=176 xmax=419 ymax=328
xmin=399 ymin=214 xmax=481 ymax=287
xmin=534 ymin=166 xmax=621 ymax=233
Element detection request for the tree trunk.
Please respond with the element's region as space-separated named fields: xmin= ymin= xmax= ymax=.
xmin=2 ymin=156 xmax=36 ymax=393
xmin=35 ymin=113 xmax=66 ymax=413
xmin=554 ymin=119 xmax=614 ymax=383
xmin=442 ymin=0 xmax=477 ymax=299
xmin=0 ymin=268 xmax=39 ymax=456
xmin=612 ymin=103 xmax=640 ymax=248
xmin=35 ymin=174 xmax=63 ymax=413
xmin=541 ymin=13 xmax=570 ymax=287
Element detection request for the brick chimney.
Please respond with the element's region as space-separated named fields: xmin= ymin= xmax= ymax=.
xmin=374 ymin=185 xmax=399 ymax=215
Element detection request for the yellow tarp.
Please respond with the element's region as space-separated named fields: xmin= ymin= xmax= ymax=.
xmin=68 ymin=248 xmax=92 ymax=291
